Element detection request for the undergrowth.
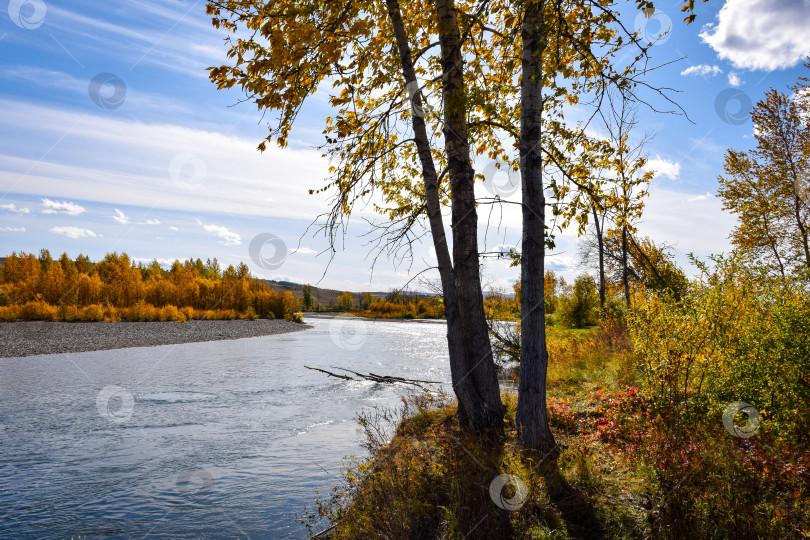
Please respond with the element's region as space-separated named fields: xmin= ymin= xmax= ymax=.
xmin=301 ymin=324 xmax=809 ymax=539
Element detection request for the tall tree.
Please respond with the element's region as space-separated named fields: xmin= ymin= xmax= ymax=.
xmin=604 ymin=100 xmax=653 ymax=308
xmin=718 ymin=83 xmax=810 ymax=276
xmin=206 ymin=0 xmax=708 ymax=446
xmin=516 ymin=0 xmax=555 ymax=451
xmin=208 ymin=0 xmax=505 ymax=432
xmin=302 ymin=284 xmax=314 ymax=310
xmin=514 ymin=0 xmax=705 ymax=450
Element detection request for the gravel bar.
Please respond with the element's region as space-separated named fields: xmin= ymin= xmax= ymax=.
xmin=0 ymin=319 xmax=313 ymax=358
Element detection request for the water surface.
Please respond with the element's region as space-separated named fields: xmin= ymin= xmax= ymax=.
xmin=0 ymin=315 xmax=452 ymax=538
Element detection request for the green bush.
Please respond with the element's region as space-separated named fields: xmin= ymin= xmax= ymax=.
xmin=556 ymin=275 xmax=600 ymax=329
xmin=628 ymin=255 xmax=810 ymax=442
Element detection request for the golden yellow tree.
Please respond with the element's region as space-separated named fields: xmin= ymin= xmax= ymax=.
xmin=207 ymin=0 xmax=709 ymax=445
xmin=718 ymin=81 xmax=810 ymax=276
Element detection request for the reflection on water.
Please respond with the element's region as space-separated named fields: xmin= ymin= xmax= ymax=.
xmin=0 ymin=315 xmax=456 ymax=538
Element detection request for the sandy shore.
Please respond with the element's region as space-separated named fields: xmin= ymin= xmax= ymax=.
xmin=0 ymin=319 xmax=312 ymax=358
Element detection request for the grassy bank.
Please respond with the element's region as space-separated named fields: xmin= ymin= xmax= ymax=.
xmin=303 ymin=325 xmax=809 ymax=539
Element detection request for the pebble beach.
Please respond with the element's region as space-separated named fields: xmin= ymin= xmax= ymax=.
xmin=0 ymin=319 xmax=312 ymax=358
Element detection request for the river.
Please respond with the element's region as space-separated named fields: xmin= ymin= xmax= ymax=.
xmin=0 ymin=315 xmax=454 ymax=538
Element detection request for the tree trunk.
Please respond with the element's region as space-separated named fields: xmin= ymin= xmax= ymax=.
xmin=516 ymin=0 xmax=556 ymax=452
xmin=593 ymin=205 xmax=606 ymax=313
xmin=390 ymin=0 xmax=502 ymax=433
xmin=622 ymin=225 xmax=630 ymax=308
xmin=781 ymin=119 xmax=810 ymax=270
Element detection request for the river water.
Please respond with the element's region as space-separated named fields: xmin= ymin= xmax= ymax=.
xmin=0 ymin=315 xmax=454 ymax=538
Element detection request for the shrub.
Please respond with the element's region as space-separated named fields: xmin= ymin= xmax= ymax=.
xmin=602 ymin=296 xmax=627 ymax=326
xmin=104 ymin=305 xmax=121 ymax=322
xmin=628 ymin=255 xmax=810 ymax=442
xmin=130 ymin=301 xmax=159 ymax=321
xmin=19 ymin=301 xmax=57 ymax=320
xmin=159 ymin=305 xmax=187 ymax=322
xmin=58 ymin=304 xmax=79 ymax=322
xmin=78 ymin=304 xmax=105 ymax=322
xmin=557 ymin=275 xmax=600 ymax=329
xmin=0 ymin=305 xmax=19 ymax=321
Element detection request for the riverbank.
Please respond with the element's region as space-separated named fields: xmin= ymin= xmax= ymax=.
xmin=0 ymin=319 xmax=311 ymax=358
xmin=305 ymin=324 xmax=809 ymax=539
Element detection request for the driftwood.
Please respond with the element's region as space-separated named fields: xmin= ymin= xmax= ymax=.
xmin=304 ymin=365 xmax=354 ymax=380
xmin=304 ymin=365 xmax=443 ymax=390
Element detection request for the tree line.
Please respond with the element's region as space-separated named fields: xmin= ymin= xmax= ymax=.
xmin=0 ymin=250 xmax=298 ymax=322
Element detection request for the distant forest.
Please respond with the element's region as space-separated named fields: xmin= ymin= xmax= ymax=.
xmin=0 ymin=250 xmax=297 ymax=322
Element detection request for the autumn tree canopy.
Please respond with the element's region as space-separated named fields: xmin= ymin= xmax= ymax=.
xmin=0 ymin=251 xmax=297 ymax=321
xmin=718 ymin=69 xmax=810 ymax=277
xmin=206 ymin=0 xmax=709 ymax=445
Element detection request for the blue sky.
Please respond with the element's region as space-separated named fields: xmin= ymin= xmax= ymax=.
xmin=1 ymin=0 xmax=809 ymax=292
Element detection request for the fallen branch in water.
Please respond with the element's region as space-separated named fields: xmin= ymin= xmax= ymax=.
xmin=304 ymin=365 xmax=443 ymax=389
xmin=304 ymin=365 xmax=354 ymax=380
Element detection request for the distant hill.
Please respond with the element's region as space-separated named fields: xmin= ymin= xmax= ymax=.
xmin=263 ymin=280 xmax=407 ymax=308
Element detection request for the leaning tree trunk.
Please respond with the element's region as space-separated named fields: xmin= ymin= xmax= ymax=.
xmin=516 ymin=0 xmax=556 ymax=452
xmin=434 ymin=0 xmax=504 ymax=433
xmin=388 ymin=0 xmax=503 ymax=433
xmin=385 ymin=0 xmax=474 ymax=428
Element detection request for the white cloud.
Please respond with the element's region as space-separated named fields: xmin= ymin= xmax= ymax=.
xmin=41 ymin=198 xmax=86 ymax=216
xmin=140 ymin=218 xmax=161 ymax=225
xmin=169 ymin=226 xmax=179 ymax=231
xmin=688 ymin=192 xmax=714 ymax=202
xmin=641 ymin=188 xmax=733 ymax=254
xmin=49 ymin=226 xmax=98 ymax=239
xmin=0 ymin=226 xmax=25 ymax=232
xmin=644 ymin=156 xmax=681 ymax=181
xmin=113 ymin=208 xmax=130 ymax=225
xmin=202 ymin=223 xmax=241 ymax=246
xmin=0 ymin=100 xmax=332 ymax=220
xmin=700 ymin=0 xmax=810 ymax=71
xmin=728 ymin=71 xmax=742 ymax=87
xmin=132 ymin=257 xmax=178 ymax=267
xmin=680 ymin=64 xmax=722 ymax=77
xmin=0 ymin=202 xmax=30 ymax=214
xmin=293 ymin=247 xmax=319 ymax=255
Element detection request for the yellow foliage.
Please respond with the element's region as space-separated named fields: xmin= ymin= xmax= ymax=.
xmin=0 ymin=251 xmax=297 ymax=321
xmin=78 ymin=304 xmax=105 ymax=322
